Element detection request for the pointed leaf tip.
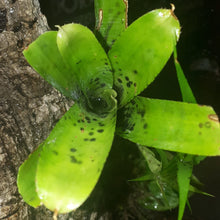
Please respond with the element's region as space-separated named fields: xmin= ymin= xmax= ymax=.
xmin=108 ymin=8 xmax=180 ymax=107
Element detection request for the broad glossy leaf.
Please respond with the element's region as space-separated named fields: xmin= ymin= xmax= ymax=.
xmin=56 ymin=24 xmax=117 ymax=115
xmin=23 ymin=31 xmax=77 ymax=99
xmin=17 ymin=145 xmax=42 ymax=207
xmin=108 ymin=8 xmax=180 ymax=107
xmin=117 ymin=96 xmax=220 ymax=155
xmin=94 ymin=0 xmax=127 ymax=48
xmin=36 ymin=102 xmax=116 ymax=213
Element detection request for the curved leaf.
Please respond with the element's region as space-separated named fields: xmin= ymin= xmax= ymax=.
xmin=108 ymin=8 xmax=180 ymax=107
xmin=17 ymin=145 xmax=42 ymax=208
xmin=117 ymin=96 xmax=220 ymax=156
xmin=23 ymin=31 xmax=77 ymax=99
xmin=94 ymin=0 xmax=127 ymax=48
xmin=35 ymin=102 xmax=116 ymax=213
xmin=56 ymin=24 xmax=117 ymax=115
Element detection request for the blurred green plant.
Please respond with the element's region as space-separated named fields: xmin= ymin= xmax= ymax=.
xmin=17 ymin=1 xmax=220 ymax=219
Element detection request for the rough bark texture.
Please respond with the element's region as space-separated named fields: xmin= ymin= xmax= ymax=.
xmin=0 ymin=0 xmax=73 ymax=219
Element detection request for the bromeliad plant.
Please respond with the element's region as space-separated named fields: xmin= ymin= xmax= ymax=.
xmin=17 ymin=0 xmax=220 ymax=219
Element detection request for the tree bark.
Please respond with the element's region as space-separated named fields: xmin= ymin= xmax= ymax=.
xmin=0 ymin=0 xmax=73 ymax=219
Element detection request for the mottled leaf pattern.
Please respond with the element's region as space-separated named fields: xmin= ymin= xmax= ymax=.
xmin=108 ymin=8 xmax=180 ymax=107
xmin=117 ymin=96 xmax=220 ymax=156
xmin=34 ymin=103 xmax=116 ymax=213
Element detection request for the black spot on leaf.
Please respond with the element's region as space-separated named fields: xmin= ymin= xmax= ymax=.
xmin=198 ymin=123 xmax=203 ymax=128
xmin=52 ymin=151 xmax=58 ymax=155
xmin=90 ymin=138 xmax=96 ymax=142
xmin=100 ymin=83 xmax=106 ymax=88
xmin=85 ymin=116 xmax=90 ymax=121
xmin=143 ymin=123 xmax=148 ymax=129
xmin=138 ymin=109 xmax=146 ymax=118
xmin=85 ymin=116 xmax=91 ymax=123
xmin=131 ymin=100 xmax=136 ymax=105
xmin=70 ymin=155 xmax=82 ymax=164
xmin=133 ymin=70 xmax=138 ymax=74
xmin=117 ymin=78 xmax=122 ymax=83
xmin=97 ymin=129 xmax=104 ymax=133
xmin=99 ymin=122 xmax=105 ymax=127
xmin=126 ymin=81 xmax=133 ymax=88
xmin=205 ymin=122 xmax=211 ymax=128
xmin=70 ymin=148 xmax=77 ymax=152
xmin=89 ymin=132 xmax=94 ymax=136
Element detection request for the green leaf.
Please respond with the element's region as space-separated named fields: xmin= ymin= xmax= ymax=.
xmin=173 ymin=45 xmax=197 ymax=103
xmin=117 ymin=96 xmax=220 ymax=156
xmin=56 ymin=23 xmax=117 ymax=115
xmin=173 ymin=44 xmax=200 ymax=220
xmin=35 ymin=102 xmax=116 ymax=213
xmin=108 ymin=8 xmax=180 ymax=107
xmin=189 ymin=185 xmax=214 ymax=197
xmin=138 ymin=145 xmax=162 ymax=174
xmin=23 ymin=31 xmax=77 ymax=99
xmin=138 ymin=179 xmax=179 ymax=211
xmin=17 ymin=145 xmax=42 ymax=207
xmin=177 ymin=157 xmax=193 ymax=220
xmin=94 ymin=0 xmax=128 ymax=48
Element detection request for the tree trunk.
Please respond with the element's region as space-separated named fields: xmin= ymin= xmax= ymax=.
xmin=0 ymin=0 xmax=73 ymax=219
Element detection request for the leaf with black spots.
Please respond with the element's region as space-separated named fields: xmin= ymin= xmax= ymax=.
xmin=108 ymin=8 xmax=180 ymax=107
xmin=117 ymin=96 xmax=220 ymax=156
xmin=57 ymin=23 xmax=117 ymax=115
xmin=18 ymin=102 xmax=116 ymax=213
